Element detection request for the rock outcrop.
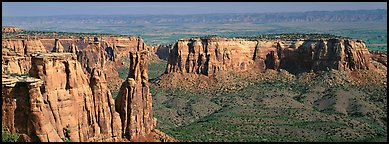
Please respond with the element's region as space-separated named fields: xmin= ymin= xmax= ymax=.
xmin=2 ymin=36 xmax=149 ymax=56
xmin=22 ymin=40 xmax=48 ymax=55
xmin=165 ymin=37 xmax=373 ymax=75
xmin=2 ymin=75 xmax=42 ymax=137
xmin=40 ymin=39 xmax=83 ymax=52
xmin=2 ymin=56 xmax=31 ymax=75
xmin=2 ymin=53 xmax=122 ymax=142
xmin=28 ymin=53 xmax=125 ymax=142
xmin=2 ymin=40 xmax=24 ymax=56
xmin=100 ymin=36 xmax=150 ymax=60
xmin=2 ymin=27 xmax=22 ymax=33
xmin=278 ymin=39 xmax=371 ymax=73
xmin=89 ymin=68 xmax=123 ymax=141
xmin=2 ymin=36 xmax=155 ymax=97
xmin=1 ymin=38 xmax=67 ymax=75
xmin=155 ymin=44 xmax=172 ymax=60
xmin=115 ymin=51 xmax=154 ymax=141
xmin=2 ymin=52 xmax=175 ymax=142
xmin=76 ymin=42 xmax=123 ymax=92
xmin=51 ymin=39 xmax=65 ymax=52
xmin=2 ymin=39 xmax=47 ymax=56
xmin=68 ymin=43 xmax=78 ymax=54
xmin=370 ymin=50 xmax=387 ymax=66
xmin=114 ymin=51 xmax=176 ymax=142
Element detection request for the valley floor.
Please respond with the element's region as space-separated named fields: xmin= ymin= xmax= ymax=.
xmin=146 ymin=61 xmax=387 ymax=142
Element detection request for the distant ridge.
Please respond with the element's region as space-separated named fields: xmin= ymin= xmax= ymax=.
xmin=3 ymin=9 xmax=387 ymax=26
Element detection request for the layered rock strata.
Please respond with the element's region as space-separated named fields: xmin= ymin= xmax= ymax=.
xmin=2 ymin=75 xmax=42 ymax=139
xmin=2 ymin=53 xmax=122 ymax=142
xmin=2 ymin=39 xmax=47 ymax=56
xmin=2 ymin=56 xmax=31 ymax=75
xmin=28 ymin=53 xmax=123 ymax=142
xmin=2 ymin=36 xmax=152 ymax=92
xmin=165 ymin=37 xmax=373 ymax=75
xmin=89 ymin=68 xmax=123 ymax=141
xmin=115 ymin=51 xmax=154 ymax=141
xmin=76 ymin=42 xmax=123 ymax=91
xmin=2 ymin=36 xmax=150 ymax=57
xmin=98 ymin=36 xmax=150 ymax=61
xmin=2 ymin=52 xmax=175 ymax=142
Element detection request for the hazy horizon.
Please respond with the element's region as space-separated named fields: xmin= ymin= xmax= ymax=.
xmin=2 ymin=2 xmax=387 ymax=17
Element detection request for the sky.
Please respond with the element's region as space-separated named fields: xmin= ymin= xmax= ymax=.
xmin=2 ymin=2 xmax=387 ymax=17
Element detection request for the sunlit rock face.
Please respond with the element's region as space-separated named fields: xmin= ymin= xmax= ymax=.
xmin=166 ymin=37 xmax=372 ymax=75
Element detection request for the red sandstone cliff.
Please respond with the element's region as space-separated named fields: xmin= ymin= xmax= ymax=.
xmin=2 ymin=53 xmax=124 ymax=142
xmin=101 ymin=37 xmax=148 ymax=60
xmin=89 ymin=68 xmax=123 ymax=141
xmin=29 ymin=53 xmax=123 ymax=142
xmin=165 ymin=37 xmax=373 ymax=75
xmin=76 ymin=41 xmax=123 ymax=92
xmin=115 ymin=51 xmax=153 ymax=141
xmin=2 ymin=75 xmax=44 ymax=142
xmin=2 ymin=39 xmax=47 ymax=56
xmin=2 ymin=36 xmax=152 ymax=92
xmin=278 ymin=39 xmax=371 ymax=73
xmin=2 ymin=56 xmax=31 ymax=75
xmin=114 ymin=51 xmax=176 ymax=142
xmin=2 ymin=52 xmax=175 ymax=142
xmin=51 ymin=39 xmax=65 ymax=52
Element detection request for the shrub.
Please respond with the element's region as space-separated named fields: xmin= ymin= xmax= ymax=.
xmin=9 ymin=73 xmax=29 ymax=77
xmin=2 ymin=128 xmax=19 ymax=142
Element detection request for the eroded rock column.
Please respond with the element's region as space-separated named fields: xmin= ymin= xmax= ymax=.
xmin=115 ymin=50 xmax=154 ymax=141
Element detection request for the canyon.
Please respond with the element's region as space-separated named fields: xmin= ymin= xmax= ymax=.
xmin=153 ymin=37 xmax=387 ymax=142
xmin=2 ymin=28 xmax=387 ymax=142
xmin=2 ymin=35 xmax=158 ymax=92
xmin=2 ymin=52 xmax=175 ymax=142
xmin=2 ymin=29 xmax=174 ymax=142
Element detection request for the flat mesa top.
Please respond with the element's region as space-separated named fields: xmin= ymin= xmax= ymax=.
xmin=177 ymin=34 xmax=356 ymax=42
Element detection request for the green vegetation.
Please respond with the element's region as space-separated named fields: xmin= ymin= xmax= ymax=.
xmin=2 ymin=30 xmax=131 ymax=40
xmin=2 ymin=10 xmax=386 ymax=142
xmin=148 ymin=60 xmax=167 ymax=81
xmin=8 ymin=73 xmax=29 ymax=77
xmin=114 ymin=60 xmax=166 ymax=98
xmin=4 ymin=21 xmax=385 ymax=52
xmin=3 ymin=10 xmax=386 ymax=51
xmin=117 ymin=59 xmax=166 ymax=81
xmin=114 ymin=67 xmax=128 ymax=98
xmin=196 ymin=33 xmax=349 ymax=41
xmin=61 ymin=137 xmax=70 ymax=142
xmin=61 ymin=125 xmax=71 ymax=142
xmin=147 ymin=60 xmax=387 ymax=142
xmin=112 ymin=91 xmax=119 ymax=99
xmin=151 ymin=79 xmax=387 ymax=142
xmin=342 ymin=30 xmax=387 ymax=52
xmin=2 ymin=128 xmax=19 ymax=142
xmin=117 ymin=67 xmax=129 ymax=80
